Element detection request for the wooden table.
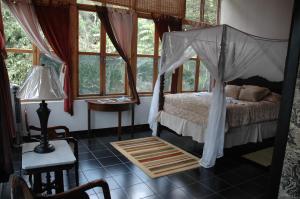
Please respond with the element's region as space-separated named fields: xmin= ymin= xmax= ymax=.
xmin=86 ymin=99 xmax=135 ymax=140
xmin=22 ymin=140 xmax=76 ymax=194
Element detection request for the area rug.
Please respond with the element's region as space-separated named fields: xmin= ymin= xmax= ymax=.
xmin=242 ymin=147 xmax=273 ymax=167
xmin=111 ymin=137 xmax=200 ymax=178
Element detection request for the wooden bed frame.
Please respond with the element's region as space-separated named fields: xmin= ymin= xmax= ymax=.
xmin=157 ymin=75 xmax=283 ymax=137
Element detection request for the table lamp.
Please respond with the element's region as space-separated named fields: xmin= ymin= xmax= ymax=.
xmin=17 ymin=65 xmax=66 ymax=153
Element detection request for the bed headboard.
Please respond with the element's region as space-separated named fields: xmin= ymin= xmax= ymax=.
xmin=227 ymin=76 xmax=283 ymax=94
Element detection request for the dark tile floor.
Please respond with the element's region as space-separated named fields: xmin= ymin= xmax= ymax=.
xmin=13 ymin=130 xmax=271 ymax=199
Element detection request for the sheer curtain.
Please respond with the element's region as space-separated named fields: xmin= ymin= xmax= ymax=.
xmin=3 ymin=0 xmax=60 ymax=63
xmin=149 ymin=25 xmax=288 ymax=168
xmin=96 ymin=6 xmax=140 ymax=104
xmin=34 ymin=4 xmax=73 ymax=115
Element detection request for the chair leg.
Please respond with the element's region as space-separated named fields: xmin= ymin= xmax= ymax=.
xmin=75 ymin=162 xmax=79 ymax=186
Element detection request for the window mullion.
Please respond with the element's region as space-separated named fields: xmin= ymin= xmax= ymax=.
xmin=100 ymin=23 xmax=106 ymax=96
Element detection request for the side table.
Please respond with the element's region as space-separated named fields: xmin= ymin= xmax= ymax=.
xmin=86 ymin=99 xmax=135 ymax=140
xmin=22 ymin=140 xmax=76 ymax=194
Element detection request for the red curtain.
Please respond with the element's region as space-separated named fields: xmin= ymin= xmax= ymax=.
xmin=153 ymin=15 xmax=182 ymax=93
xmin=96 ymin=6 xmax=140 ymax=104
xmin=0 ymin=2 xmax=14 ymax=182
xmin=34 ymin=5 xmax=73 ymax=115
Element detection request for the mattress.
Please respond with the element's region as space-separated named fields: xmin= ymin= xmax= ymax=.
xmin=163 ymin=92 xmax=280 ymax=128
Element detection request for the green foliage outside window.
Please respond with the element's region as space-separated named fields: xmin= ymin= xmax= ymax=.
xmin=185 ymin=0 xmax=201 ymax=22
xmin=2 ymin=4 xmax=32 ymax=86
xmin=6 ymin=53 xmax=32 ymax=86
xmin=137 ymin=18 xmax=154 ymax=55
xmin=106 ymin=56 xmax=125 ymax=94
xmin=79 ymin=11 xmax=100 ymax=52
xmin=204 ymin=0 xmax=218 ymax=24
xmin=79 ymin=55 xmax=100 ymax=94
xmin=199 ymin=62 xmax=211 ymax=91
xmin=137 ymin=57 xmax=153 ymax=92
xmin=182 ymin=60 xmax=196 ymax=91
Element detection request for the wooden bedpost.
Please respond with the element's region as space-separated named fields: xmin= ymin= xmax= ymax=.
xmin=157 ymin=73 xmax=165 ymax=137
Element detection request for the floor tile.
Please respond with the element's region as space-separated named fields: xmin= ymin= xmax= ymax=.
xmin=93 ymin=177 xmax=120 ymax=194
xmin=201 ymin=176 xmax=232 ymax=192
xmin=158 ymin=188 xmax=192 ymax=199
xmin=125 ymin=183 xmax=155 ymax=199
xmin=84 ymin=168 xmax=111 ymax=181
xmin=180 ymin=182 xmax=214 ymax=198
xmin=113 ymin=173 xmax=143 ymax=187
xmin=219 ymin=187 xmax=252 ymax=199
xmin=236 ymin=180 xmax=265 ymax=197
xmin=167 ymin=172 xmax=197 ymax=188
xmin=92 ymin=149 xmax=115 ymax=159
xmin=98 ymin=157 xmax=122 ymax=167
xmin=105 ymin=164 xmax=131 ymax=176
xmin=79 ymin=160 xmax=102 ymax=171
xmin=217 ymin=170 xmax=248 ymax=186
xmin=184 ymin=167 xmax=215 ymax=182
xmin=79 ymin=152 xmax=96 ymax=161
xmin=145 ymin=177 xmax=177 ymax=194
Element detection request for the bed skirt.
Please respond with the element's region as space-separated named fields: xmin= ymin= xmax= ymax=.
xmin=158 ymin=111 xmax=277 ymax=148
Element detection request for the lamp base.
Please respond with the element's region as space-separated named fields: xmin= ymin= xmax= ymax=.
xmin=34 ymin=143 xmax=55 ymax=153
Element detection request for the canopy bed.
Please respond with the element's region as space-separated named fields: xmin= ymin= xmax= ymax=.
xmin=148 ymin=24 xmax=288 ymax=168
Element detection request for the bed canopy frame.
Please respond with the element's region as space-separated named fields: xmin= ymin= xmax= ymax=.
xmin=148 ymin=24 xmax=288 ymax=168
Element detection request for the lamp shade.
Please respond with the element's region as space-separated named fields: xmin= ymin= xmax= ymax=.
xmin=17 ymin=65 xmax=66 ymax=101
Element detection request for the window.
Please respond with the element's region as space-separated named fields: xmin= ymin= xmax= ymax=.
xmin=78 ymin=11 xmax=101 ymax=95
xmin=2 ymin=4 xmax=62 ymax=86
xmin=78 ymin=10 xmax=126 ymax=96
xmin=136 ymin=18 xmax=155 ymax=93
xmin=2 ymin=4 xmax=33 ymax=86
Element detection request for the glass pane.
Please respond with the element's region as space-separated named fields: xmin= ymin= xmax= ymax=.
xmin=204 ymin=0 xmax=218 ymax=25
xmin=40 ymin=54 xmax=62 ymax=76
xmin=79 ymin=55 xmax=100 ymax=95
xmin=79 ymin=11 xmax=100 ymax=52
xmin=6 ymin=53 xmax=32 ymax=86
xmin=137 ymin=57 xmax=153 ymax=92
xmin=2 ymin=4 xmax=32 ymax=49
xmin=137 ymin=18 xmax=154 ymax=55
xmin=106 ymin=34 xmax=118 ymax=54
xmin=198 ymin=61 xmax=211 ymax=91
xmin=106 ymin=56 xmax=125 ymax=94
xmin=182 ymin=60 xmax=196 ymax=91
xmin=185 ymin=0 xmax=201 ymax=21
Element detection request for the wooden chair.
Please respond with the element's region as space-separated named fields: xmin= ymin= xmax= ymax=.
xmin=9 ymin=174 xmax=111 ymax=199
xmin=24 ymin=110 xmax=79 ymax=188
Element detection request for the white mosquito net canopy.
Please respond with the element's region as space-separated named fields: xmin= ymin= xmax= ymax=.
xmin=148 ymin=24 xmax=288 ymax=168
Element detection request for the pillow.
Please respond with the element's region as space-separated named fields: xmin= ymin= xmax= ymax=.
xmin=225 ymin=85 xmax=241 ymax=99
xmin=238 ymin=85 xmax=270 ymax=102
xmin=263 ymin=92 xmax=281 ymax=103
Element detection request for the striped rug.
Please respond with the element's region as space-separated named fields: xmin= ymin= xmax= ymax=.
xmin=111 ymin=137 xmax=200 ymax=178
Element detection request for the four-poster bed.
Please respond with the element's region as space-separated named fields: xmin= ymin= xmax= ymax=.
xmin=157 ymin=76 xmax=282 ymax=148
xmin=148 ymin=24 xmax=288 ymax=168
